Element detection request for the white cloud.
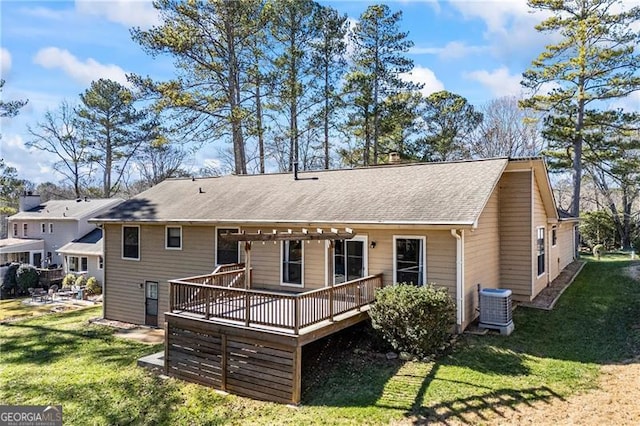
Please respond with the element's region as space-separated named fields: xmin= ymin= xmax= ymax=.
xmin=465 ymin=67 xmax=522 ymax=98
xmin=612 ymin=90 xmax=640 ymax=113
xmin=0 ymin=48 xmax=11 ymax=77
xmin=75 ymin=0 xmax=160 ymax=29
xmin=33 ymin=47 xmax=129 ymax=86
xmin=410 ymin=41 xmax=488 ymax=60
xmin=449 ymin=0 xmax=553 ymax=63
xmin=400 ymin=65 xmax=445 ymax=97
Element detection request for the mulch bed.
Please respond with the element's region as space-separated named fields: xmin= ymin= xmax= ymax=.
xmin=519 ymin=260 xmax=586 ymax=310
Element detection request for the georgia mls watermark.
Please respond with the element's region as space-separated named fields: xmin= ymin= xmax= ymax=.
xmin=0 ymin=405 xmax=62 ymax=426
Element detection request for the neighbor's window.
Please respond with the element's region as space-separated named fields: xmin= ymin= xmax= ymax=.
xmin=551 ymin=227 xmax=557 ymax=247
xmin=22 ymin=223 xmax=28 ymax=237
xmin=12 ymin=223 xmax=18 ymax=237
xmin=333 ymin=238 xmax=366 ymax=284
xmin=122 ymin=226 xmax=140 ymax=260
xmin=282 ymin=240 xmax=303 ymax=286
xmin=49 ymin=223 xmax=54 ymax=234
xmin=98 ymin=256 xmax=104 ymax=270
xmin=166 ymin=226 xmax=182 ymax=250
xmin=216 ymin=228 xmax=239 ymax=265
xmin=394 ymin=237 xmax=426 ymax=286
xmin=537 ymin=227 xmax=545 ymax=276
xmin=67 ymin=256 xmax=88 ymax=272
xmin=41 ymin=223 xmax=46 ymax=234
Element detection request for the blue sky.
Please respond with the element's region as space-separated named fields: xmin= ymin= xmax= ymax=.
xmin=1 ymin=0 xmax=638 ymax=184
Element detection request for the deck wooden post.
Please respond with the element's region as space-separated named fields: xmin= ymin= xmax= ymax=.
xmin=328 ymin=240 xmax=335 ymax=321
xmin=221 ymin=333 xmax=228 ymax=391
xmin=164 ymin=321 xmax=169 ymax=375
xmin=292 ymin=345 xmax=302 ymax=405
xmin=169 ymin=282 xmax=174 ymax=312
xmin=205 ymin=286 xmax=211 ymax=320
xmin=294 ymin=298 xmax=300 ymax=334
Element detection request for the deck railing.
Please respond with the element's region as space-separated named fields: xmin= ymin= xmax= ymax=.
xmin=169 ymin=272 xmax=383 ymax=334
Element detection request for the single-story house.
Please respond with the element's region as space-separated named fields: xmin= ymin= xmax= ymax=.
xmin=92 ymin=157 xmax=578 ymax=404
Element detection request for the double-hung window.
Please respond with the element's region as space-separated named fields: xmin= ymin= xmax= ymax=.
xmin=166 ymin=226 xmax=182 ymax=250
xmin=22 ymin=223 xmax=28 ymax=237
xmin=333 ymin=238 xmax=367 ymax=284
xmin=122 ymin=226 xmax=140 ymax=260
xmin=67 ymin=256 xmax=88 ymax=272
xmin=216 ymin=228 xmax=239 ymax=265
xmin=394 ymin=236 xmax=426 ymax=286
xmin=41 ymin=223 xmax=46 ymax=234
xmin=282 ymin=240 xmax=303 ymax=286
xmin=537 ymin=227 xmax=545 ymax=276
xmin=49 ymin=223 xmax=54 ymax=234
xmin=12 ymin=223 xmax=18 ymax=237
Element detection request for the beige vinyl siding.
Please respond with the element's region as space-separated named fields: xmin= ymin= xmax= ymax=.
xmin=557 ymin=222 xmax=576 ymax=270
xmin=464 ymin=186 xmax=500 ymax=327
xmin=104 ymin=224 xmax=216 ymax=325
xmin=499 ymin=171 xmax=532 ymax=301
xmin=532 ymin=176 xmax=549 ymax=296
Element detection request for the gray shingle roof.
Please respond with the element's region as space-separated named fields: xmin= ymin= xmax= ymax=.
xmin=94 ymin=159 xmax=509 ymax=226
xmin=11 ymin=198 xmax=123 ymax=220
xmin=57 ymin=229 xmax=103 ymax=256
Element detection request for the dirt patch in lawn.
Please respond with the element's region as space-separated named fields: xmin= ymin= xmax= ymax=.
xmin=623 ymin=263 xmax=640 ymax=281
xmin=475 ymin=357 xmax=640 ymax=425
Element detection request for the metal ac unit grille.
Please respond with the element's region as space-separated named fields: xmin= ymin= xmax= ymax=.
xmin=479 ymin=288 xmax=514 ymax=335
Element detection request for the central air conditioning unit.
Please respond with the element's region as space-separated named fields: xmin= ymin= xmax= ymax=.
xmin=478 ymin=288 xmax=514 ymax=335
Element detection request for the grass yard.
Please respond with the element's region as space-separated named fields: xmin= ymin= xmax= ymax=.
xmin=1 ymin=259 xmax=639 ymax=425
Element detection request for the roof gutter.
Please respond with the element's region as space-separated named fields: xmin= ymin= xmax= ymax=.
xmin=450 ymin=229 xmax=464 ymax=332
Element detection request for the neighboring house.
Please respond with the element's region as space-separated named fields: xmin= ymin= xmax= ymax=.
xmin=0 ymin=194 xmax=122 ymax=283
xmin=93 ymin=157 xmax=578 ymax=404
xmin=57 ymin=228 xmax=105 ymax=284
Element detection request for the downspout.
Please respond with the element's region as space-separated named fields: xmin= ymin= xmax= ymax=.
xmin=450 ymin=229 xmax=464 ymax=332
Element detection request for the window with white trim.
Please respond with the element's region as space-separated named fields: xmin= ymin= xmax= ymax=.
xmin=122 ymin=226 xmax=140 ymax=260
xmin=165 ymin=226 xmax=182 ymax=250
xmin=22 ymin=223 xmax=28 ymax=237
xmin=41 ymin=223 xmax=46 ymax=234
xmin=12 ymin=223 xmax=18 ymax=237
xmin=49 ymin=223 xmax=54 ymax=234
xmin=394 ymin=236 xmax=426 ymax=286
xmin=98 ymin=256 xmax=104 ymax=270
xmin=551 ymin=226 xmax=557 ymax=247
xmin=216 ymin=228 xmax=239 ymax=265
xmin=67 ymin=256 xmax=88 ymax=273
xmin=537 ymin=227 xmax=545 ymax=276
xmin=282 ymin=240 xmax=303 ymax=286
xmin=333 ymin=237 xmax=367 ymax=284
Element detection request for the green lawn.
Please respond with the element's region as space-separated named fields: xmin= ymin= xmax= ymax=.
xmin=1 ymin=259 xmax=639 ymax=425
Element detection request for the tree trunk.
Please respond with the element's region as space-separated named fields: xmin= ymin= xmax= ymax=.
xmin=323 ymin=64 xmax=330 ymax=170
xmin=256 ymin=80 xmax=265 ymax=174
xmin=225 ymin=17 xmax=246 ymax=175
xmin=571 ymin=90 xmax=585 ymax=218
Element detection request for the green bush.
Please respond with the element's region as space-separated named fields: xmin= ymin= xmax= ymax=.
xmin=0 ymin=263 xmax=20 ymax=297
xmin=16 ymin=264 xmax=40 ymax=295
xmin=74 ymin=275 xmax=87 ymax=288
xmin=369 ymin=283 xmax=455 ymax=358
xmin=85 ymin=277 xmax=101 ymax=295
xmin=62 ymin=273 xmax=76 ymax=289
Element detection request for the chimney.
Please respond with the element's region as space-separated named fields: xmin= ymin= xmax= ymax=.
xmin=19 ymin=191 xmax=42 ymax=212
xmin=388 ymin=152 xmax=401 ymax=164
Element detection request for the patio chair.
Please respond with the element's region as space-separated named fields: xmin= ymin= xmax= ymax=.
xmin=49 ymin=284 xmax=59 ymax=300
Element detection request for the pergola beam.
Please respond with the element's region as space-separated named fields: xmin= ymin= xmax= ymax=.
xmin=220 ymin=228 xmax=354 ymax=242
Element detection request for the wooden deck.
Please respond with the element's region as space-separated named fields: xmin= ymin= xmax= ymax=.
xmin=165 ymin=270 xmax=384 ymax=404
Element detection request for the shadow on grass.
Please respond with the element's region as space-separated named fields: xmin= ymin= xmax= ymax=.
xmin=3 ymin=367 xmax=182 ymax=425
xmin=1 ymin=312 xmax=156 ymax=367
xmin=410 ymin=384 xmax=564 ymax=424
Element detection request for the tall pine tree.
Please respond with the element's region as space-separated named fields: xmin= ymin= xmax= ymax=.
xmin=348 ymin=4 xmax=417 ymax=165
xmin=521 ymin=0 xmax=640 ymax=217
